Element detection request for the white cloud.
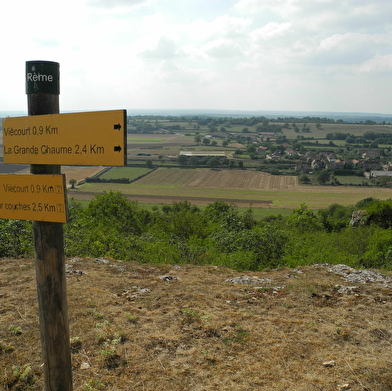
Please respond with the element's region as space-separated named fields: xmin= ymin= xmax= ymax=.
xmin=1 ymin=0 xmax=392 ymax=113
xmin=315 ymin=32 xmax=392 ymax=67
xmin=87 ymin=0 xmax=148 ymax=9
xmin=141 ymin=37 xmax=183 ymax=60
xmin=251 ymin=22 xmax=292 ymax=40
xmin=188 ymin=15 xmax=252 ymax=42
xmin=359 ymin=55 xmax=392 ymax=73
xmin=202 ymin=39 xmax=244 ymax=59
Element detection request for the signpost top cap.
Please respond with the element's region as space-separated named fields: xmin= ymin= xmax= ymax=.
xmin=26 ymin=61 xmax=60 ymax=95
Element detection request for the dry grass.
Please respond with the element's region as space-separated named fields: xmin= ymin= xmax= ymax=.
xmin=1 ymin=257 xmax=392 ymax=390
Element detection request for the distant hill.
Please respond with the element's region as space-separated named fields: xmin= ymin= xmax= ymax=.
xmin=126 ymin=109 xmax=392 ymax=123
xmin=0 ymin=111 xmax=27 ymax=118
xmin=2 ymin=109 xmax=392 ymax=123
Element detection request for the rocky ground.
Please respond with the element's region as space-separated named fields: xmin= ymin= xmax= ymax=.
xmin=1 ymin=257 xmax=392 ymax=390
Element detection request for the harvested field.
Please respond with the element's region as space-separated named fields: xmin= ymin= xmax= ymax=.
xmin=135 ymin=168 xmax=200 ymax=186
xmin=186 ymin=169 xmax=298 ymax=190
xmin=135 ymin=168 xmax=298 ymax=190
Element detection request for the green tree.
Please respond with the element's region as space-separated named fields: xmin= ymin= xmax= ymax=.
xmin=69 ymin=179 xmax=77 ymax=189
xmin=365 ymin=200 xmax=392 ymax=229
xmin=206 ymin=157 xmax=220 ymax=169
xmin=202 ymin=138 xmax=211 ymax=146
xmin=318 ymin=203 xmax=353 ymax=232
xmin=298 ymin=174 xmax=311 ymax=184
xmin=247 ymin=145 xmax=256 ymax=154
xmin=194 ymin=135 xmax=202 ymax=145
xmin=286 ymin=204 xmax=323 ymax=233
xmin=0 ymin=220 xmax=33 ymax=258
xmin=316 ymin=170 xmax=331 ymax=185
xmin=146 ymin=159 xmax=153 ymax=168
xmin=177 ymin=154 xmax=188 ymax=165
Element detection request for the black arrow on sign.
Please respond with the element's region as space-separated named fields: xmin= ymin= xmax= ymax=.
xmin=114 ymin=145 xmax=122 ymax=152
xmin=113 ymin=124 xmax=122 ymax=130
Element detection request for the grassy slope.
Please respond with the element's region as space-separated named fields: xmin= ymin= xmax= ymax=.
xmin=1 ymin=257 xmax=392 ymax=390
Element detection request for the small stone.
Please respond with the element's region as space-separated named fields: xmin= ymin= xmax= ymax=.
xmin=337 ymin=384 xmax=350 ymax=390
xmin=225 ymin=275 xmax=271 ymax=285
xmin=96 ymin=257 xmax=110 ymax=264
xmin=160 ymin=275 xmax=181 ymax=281
xmin=322 ymin=360 xmax=336 ymax=367
xmin=80 ymin=362 xmax=90 ymax=370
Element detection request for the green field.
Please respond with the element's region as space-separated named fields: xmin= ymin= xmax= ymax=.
xmin=128 ymin=138 xmax=166 ymax=142
xmin=99 ymin=166 xmax=153 ymax=180
xmin=75 ymin=167 xmax=392 ymax=210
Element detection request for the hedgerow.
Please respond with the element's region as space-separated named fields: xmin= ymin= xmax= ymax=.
xmin=2 ymin=191 xmax=392 ymax=271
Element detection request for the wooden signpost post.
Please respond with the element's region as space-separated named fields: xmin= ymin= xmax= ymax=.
xmin=1 ymin=61 xmax=127 ymax=390
xmin=27 ymin=60 xmax=73 ymax=391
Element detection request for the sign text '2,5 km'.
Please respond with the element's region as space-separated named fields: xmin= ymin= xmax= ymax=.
xmin=2 ymin=109 xmax=127 ymax=166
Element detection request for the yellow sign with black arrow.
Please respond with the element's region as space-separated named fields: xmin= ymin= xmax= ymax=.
xmin=2 ymin=109 xmax=126 ymax=166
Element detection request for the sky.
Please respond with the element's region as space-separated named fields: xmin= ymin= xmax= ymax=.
xmin=1 ymin=0 xmax=392 ymax=114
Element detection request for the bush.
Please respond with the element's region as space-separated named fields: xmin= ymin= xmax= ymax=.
xmin=0 ymin=220 xmax=33 ymax=258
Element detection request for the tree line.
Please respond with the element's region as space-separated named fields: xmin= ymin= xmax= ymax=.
xmin=1 ymin=193 xmax=392 ymax=271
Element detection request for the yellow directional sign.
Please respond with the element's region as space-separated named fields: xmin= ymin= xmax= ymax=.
xmin=0 ymin=174 xmax=67 ymax=223
xmin=2 ymin=110 xmax=126 ymax=166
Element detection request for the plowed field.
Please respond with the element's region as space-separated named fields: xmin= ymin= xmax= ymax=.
xmin=136 ymin=168 xmax=298 ymax=190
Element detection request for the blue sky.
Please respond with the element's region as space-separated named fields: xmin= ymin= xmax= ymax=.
xmin=2 ymin=0 xmax=392 ymax=114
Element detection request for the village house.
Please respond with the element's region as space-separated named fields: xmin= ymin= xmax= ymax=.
xmin=383 ymin=162 xmax=392 ymax=171
xmin=210 ymin=132 xmax=231 ymax=139
xmin=362 ymin=159 xmax=382 ymax=171
xmin=311 ymin=159 xmax=323 ymax=170
xmin=326 ymin=153 xmax=337 ymax=162
xmin=359 ymin=149 xmax=382 ymax=159
xmin=258 ymin=132 xmax=275 ymax=139
xmin=284 ymin=148 xmax=299 ymax=158
xmin=304 ymin=151 xmax=319 ymax=160
xmin=369 ymin=170 xmax=392 ymax=179
xmin=295 ymin=162 xmax=311 ymax=172
xmin=256 ymin=147 xmax=268 ymax=156
xmin=349 ymin=159 xmax=363 ymax=169
xmin=267 ymin=152 xmax=281 ymax=160
xmin=325 ymin=159 xmax=345 ymax=170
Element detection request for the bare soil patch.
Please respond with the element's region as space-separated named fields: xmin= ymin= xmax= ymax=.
xmin=1 ymin=257 xmax=392 ymax=390
xmin=186 ymin=169 xmax=298 ymax=190
xmin=135 ymin=168 xmax=298 ymax=190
